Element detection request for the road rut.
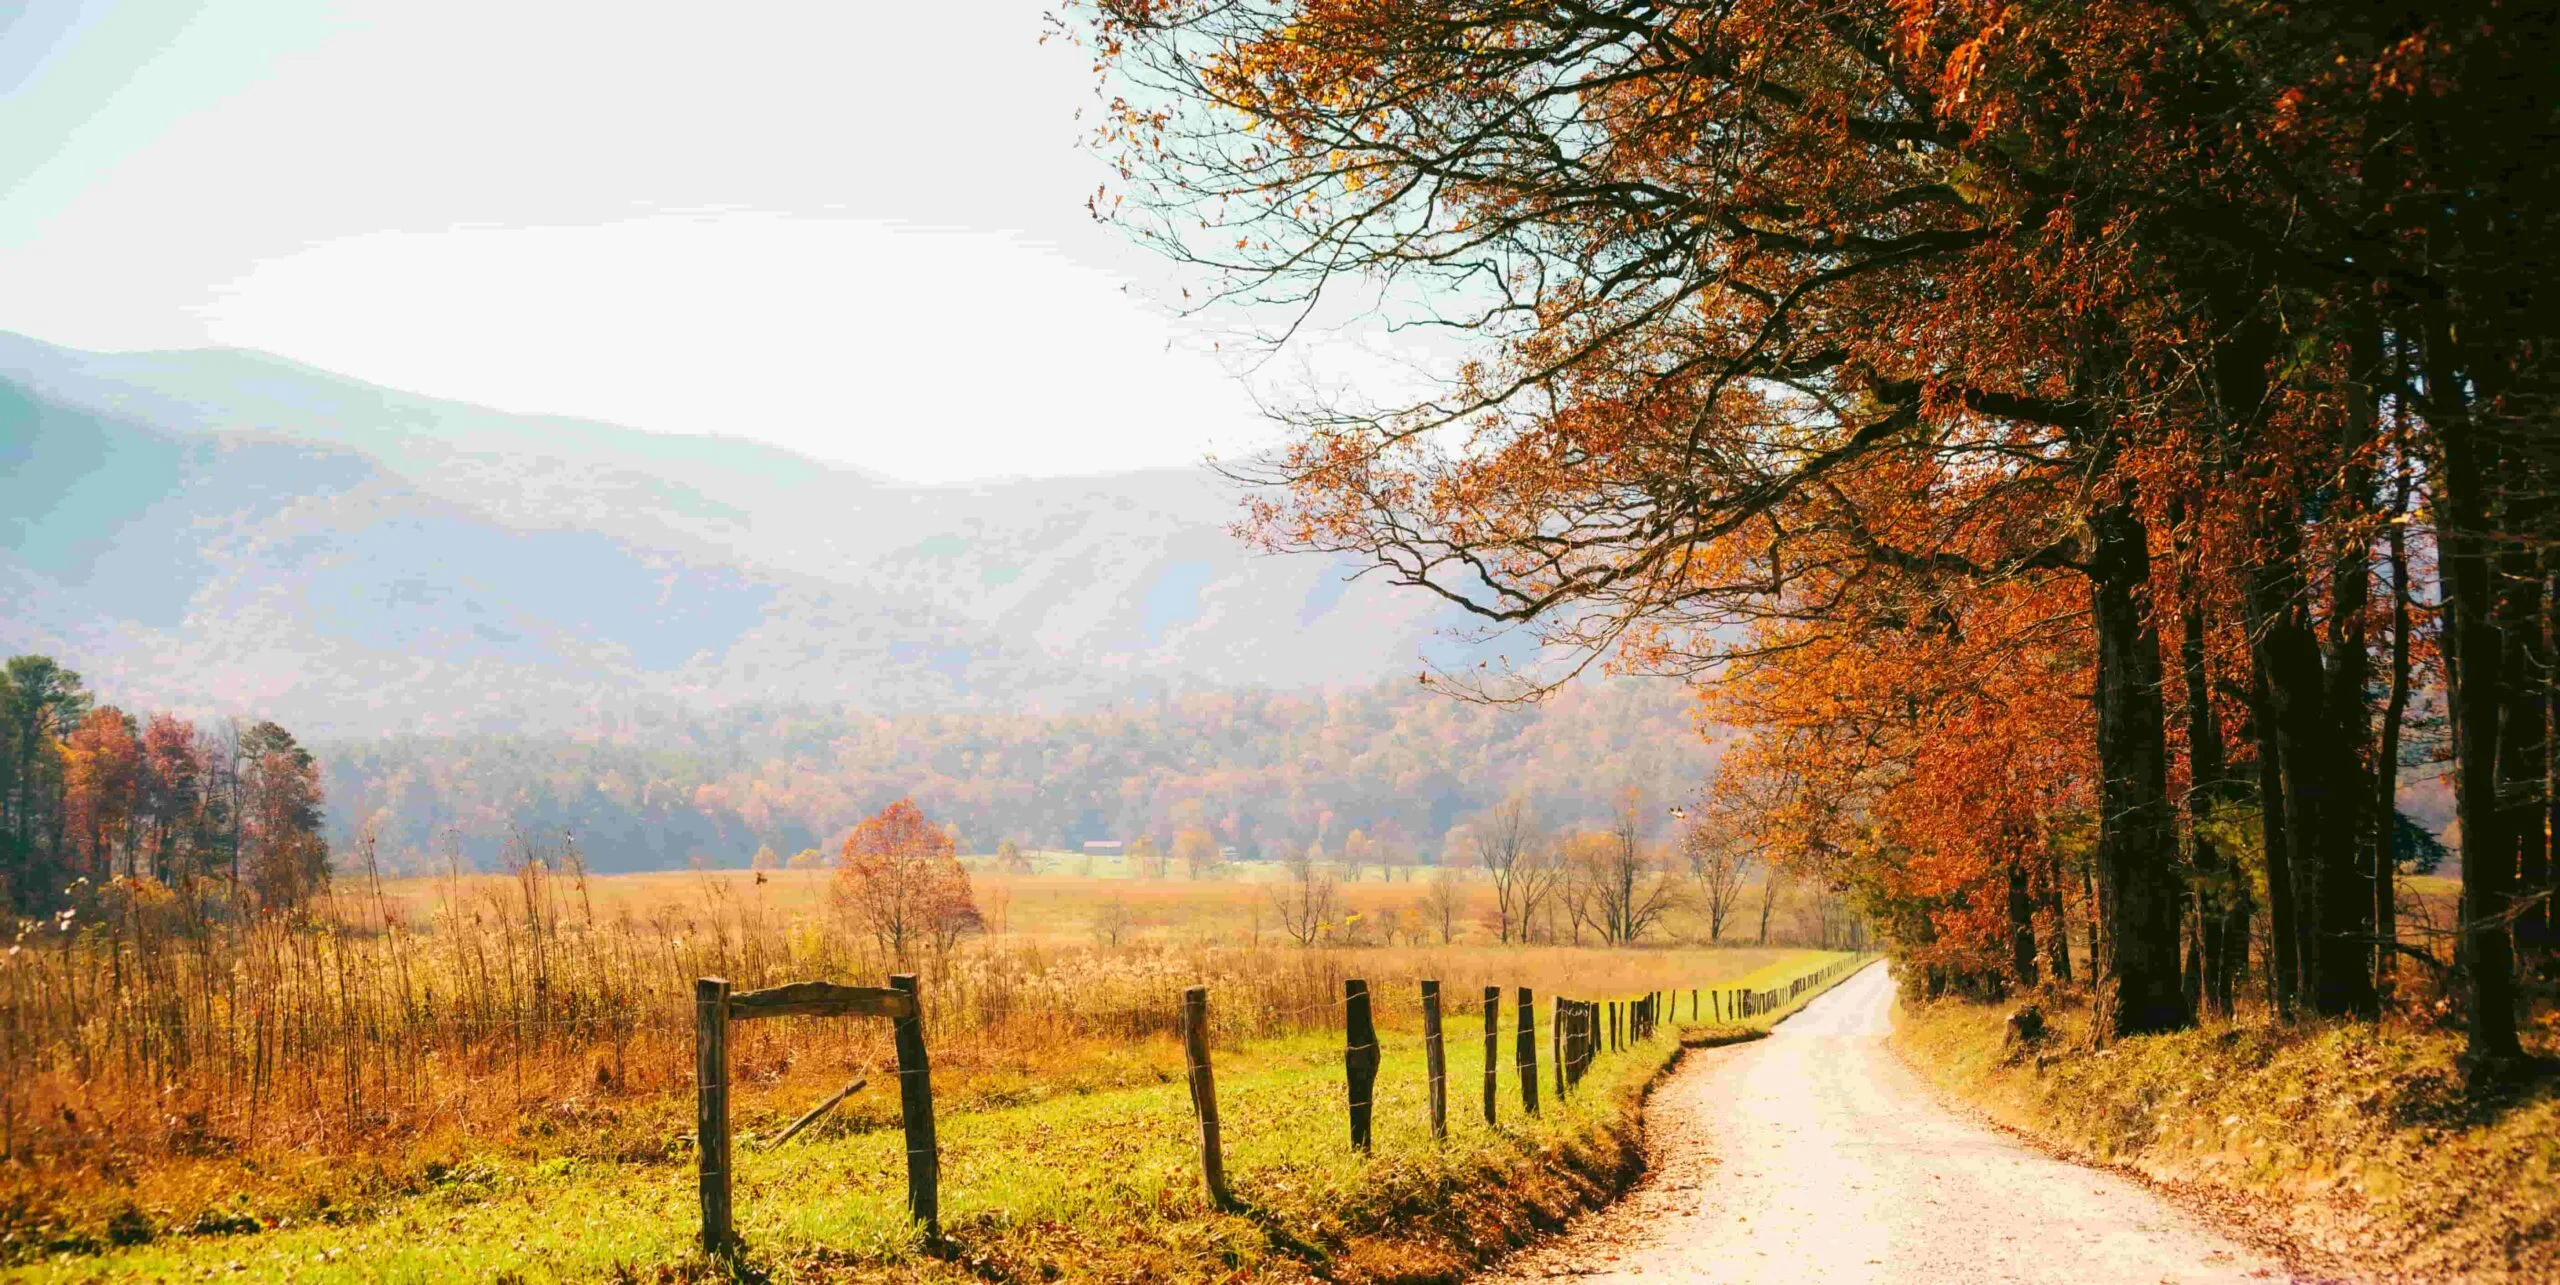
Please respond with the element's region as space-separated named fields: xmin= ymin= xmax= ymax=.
xmin=1482 ymin=963 xmax=2288 ymax=1283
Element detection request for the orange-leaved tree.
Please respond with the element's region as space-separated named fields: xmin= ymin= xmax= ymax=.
xmin=835 ymin=798 xmax=981 ymax=960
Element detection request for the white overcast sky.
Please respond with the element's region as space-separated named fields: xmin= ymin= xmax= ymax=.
xmin=0 ymin=0 xmax=1401 ymax=483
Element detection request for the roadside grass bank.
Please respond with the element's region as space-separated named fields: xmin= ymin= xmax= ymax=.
xmin=9 ymin=954 xmax=1855 ymax=1283
xmin=1892 ymin=992 xmax=2560 ymax=1283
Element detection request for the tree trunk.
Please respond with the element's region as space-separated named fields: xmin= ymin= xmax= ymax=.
xmin=2373 ymin=470 xmax=2414 ymax=990
xmin=2496 ymin=551 xmax=2547 ymax=957
xmin=2508 ymin=552 xmax=2552 ymax=960
xmin=2088 ymin=494 xmax=2191 ymax=1035
xmin=2007 ymin=855 xmax=2039 ymax=987
xmin=2325 ymin=304 xmax=2382 ymax=997
xmin=2174 ymin=503 xmax=2235 ymax=1016
xmin=2043 ymin=852 xmax=2074 ymax=985
xmin=2250 ymin=657 xmax=2299 ymax=1020
xmin=2252 ymin=572 xmax=2378 ymax=1018
xmin=2426 ymin=313 xmax=2525 ymax=1071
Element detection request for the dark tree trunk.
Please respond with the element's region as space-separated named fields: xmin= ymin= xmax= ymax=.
xmin=2326 ymin=305 xmax=2382 ymax=995
xmin=2252 ymin=571 xmax=2378 ymax=1018
xmin=2250 ymin=658 xmax=2299 ymax=1020
xmin=2496 ymin=553 xmax=2547 ymax=955
xmin=2426 ymin=314 xmax=2525 ymax=1071
xmin=2174 ymin=502 xmax=2236 ymax=1015
xmin=2088 ymin=494 xmax=2192 ymax=1035
xmin=2542 ymin=553 xmax=2560 ymax=956
xmin=2007 ymin=856 xmax=2039 ymax=987
xmin=2039 ymin=828 xmax=2074 ymax=985
xmin=2183 ymin=917 xmax=2207 ymax=1015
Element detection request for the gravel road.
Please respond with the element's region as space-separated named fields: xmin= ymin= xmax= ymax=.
xmin=1482 ymin=962 xmax=2290 ymax=1284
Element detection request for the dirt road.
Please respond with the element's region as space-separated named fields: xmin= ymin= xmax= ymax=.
xmin=1484 ymin=962 xmax=2289 ymax=1283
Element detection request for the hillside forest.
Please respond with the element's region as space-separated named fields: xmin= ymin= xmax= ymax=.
xmin=319 ymin=676 xmax=1716 ymax=874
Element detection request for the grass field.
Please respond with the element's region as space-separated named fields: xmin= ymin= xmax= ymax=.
xmin=3 ymin=863 xmax=1856 ymax=1281
xmin=10 ymin=952 xmax=1855 ymax=1283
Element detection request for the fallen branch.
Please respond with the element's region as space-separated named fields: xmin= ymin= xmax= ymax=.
xmin=767 ymin=1076 xmax=867 ymax=1151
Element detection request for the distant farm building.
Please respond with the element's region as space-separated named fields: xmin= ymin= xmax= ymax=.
xmin=1081 ymin=840 xmax=1126 ymax=855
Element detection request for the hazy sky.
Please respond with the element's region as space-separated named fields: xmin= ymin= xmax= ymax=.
xmin=0 ymin=0 xmax=1307 ymax=483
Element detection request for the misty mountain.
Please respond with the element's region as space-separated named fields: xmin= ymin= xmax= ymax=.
xmin=0 ymin=332 xmax=1507 ymax=735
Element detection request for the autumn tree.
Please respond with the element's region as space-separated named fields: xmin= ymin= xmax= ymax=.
xmin=995 ymin=837 xmax=1034 ymax=875
xmin=1552 ymin=832 xmax=1604 ymax=945
xmin=240 ymin=721 xmax=329 ymax=908
xmin=1083 ymin=0 xmax=2201 ymax=1030
xmin=1340 ymin=828 xmax=1373 ymax=882
xmin=1172 ymin=826 xmax=1221 ymax=879
xmin=1591 ymin=791 xmax=1678 ymax=944
xmin=1129 ymin=833 xmax=1167 ymax=880
xmin=1083 ymin=0 xmax=2560 ymax=1054
xmin=136 ymin=712 xmax=207 ymax=885
xmin=1471 ymin=795 xmax=1555 ymax=945
xmin=62 ymin=706 xmax=139 ymax=882
xmin=834 ymin=798 xmax=982 ymax=959
xmin=1682 ymin=823 xmax=1749 ymax=945
xmin=1270 ymin=840 xmax=1337 ymax=946
xmin=1419 ymin=867 xmax=1466 ymax=944
xmin=1092 ymin=893 xmax=1135 ymax=947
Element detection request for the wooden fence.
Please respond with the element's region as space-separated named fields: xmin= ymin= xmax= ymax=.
xmin=692 ymin=953 xmax=1869 ymax=1250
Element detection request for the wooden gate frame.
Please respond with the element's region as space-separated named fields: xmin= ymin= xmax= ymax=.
xmin=695 ymin=973 xmax=937 ymax=1252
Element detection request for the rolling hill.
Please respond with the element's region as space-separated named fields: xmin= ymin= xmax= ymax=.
xmin=0 ymin=331 xmax=1518 ymax=737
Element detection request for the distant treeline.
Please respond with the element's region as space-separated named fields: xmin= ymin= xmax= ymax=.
xmin=321 ymin=679 xmax=1717 ymax=873
xmin=0 ymin=654 xmax=330 ymax=914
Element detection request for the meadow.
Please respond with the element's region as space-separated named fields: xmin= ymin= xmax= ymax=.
xmin=0 ymin=856 xmax=1855 ymax=1281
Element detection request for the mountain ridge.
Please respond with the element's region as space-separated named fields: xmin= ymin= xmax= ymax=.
xmin=0 ymin=331 xmax=1525 ymax=737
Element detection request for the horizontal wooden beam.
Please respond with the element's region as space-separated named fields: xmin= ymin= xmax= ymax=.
xmin=728 ymin=981 xmax=914 ymax=1021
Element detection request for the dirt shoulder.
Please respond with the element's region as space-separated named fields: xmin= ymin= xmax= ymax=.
xmin=1891 ymin=991 xmax=2560 ymax=1284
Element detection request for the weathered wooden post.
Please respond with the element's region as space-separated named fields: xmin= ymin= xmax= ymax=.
xmin=1515 ymin=987 xmax=1538 ymax=1116
xmin=1550 ymin=994 xmax=1565 ymax=1099
xmin=889 ymin=973 xmax=938 ymax=1238
xmin=1569 ymin=1001 xmax=1590 ymax=1085
xmin=695 ymin=977 xmax=733 ymax=1253
xmin=1482 ymin=985 xmax=1500 ymax=1125
xmin=1345 ymin=979 xmax=1379 ymax=1151
xmin=1691 ymin=988 xmax=1698 ymax=1022
xmin=1182 ymin=985 xmax=1229 ymax=1206
xmin=1421 ymin=980 xmax=1447 ymax=1142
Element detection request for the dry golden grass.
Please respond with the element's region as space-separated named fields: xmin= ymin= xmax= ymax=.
xmin=1895 ymin=988 xmax=2560 ymax=1283
xmin=0 ymin=862 xmax=1830 ymax=1271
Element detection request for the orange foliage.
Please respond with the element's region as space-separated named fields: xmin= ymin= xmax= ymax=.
xmin=834 ymin=797 xmax=981 ymax=959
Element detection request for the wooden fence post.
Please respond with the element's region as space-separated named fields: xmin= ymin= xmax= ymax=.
xmin=1515 ymin=987 xmax=1538 ymax=1116
xmin=1571 ymin=1001 xmax=1592 ymax=1084
xmin=889 ymin=973 xmax=939 ymax=1238
xmin=1181 ymin=985 xmax=1228 ymax=1206
xmin=1482 ymin=985 xmax=1500 ymax=1125
xmin=1345 ymin=979 xmax=1379 ymax=1151
xmin=1550 ymin=995 xmax=1565 ymax=1099
xmin=1691 ymin=988 xmax=1698 ymax=1022
xmin=695 ymin=977 xmax=732 ymax=1254
xmin=1421 ymin=981 xmax=1447 ymax=1142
